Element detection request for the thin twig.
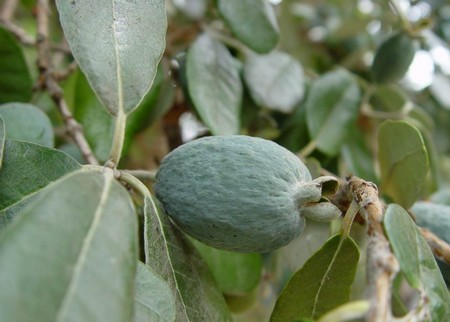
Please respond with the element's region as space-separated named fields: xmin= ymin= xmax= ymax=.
xmin=0 ymin=0 xmax=18 ymax=21
xmin=53 ymin=61 xmax=78 ymax=81
xmin=35 ymin=0 xmax=98 ymax=165
xmin=419 ymin=227 xmax=450 ymax=265
xmin=0 ymin=20 xmax=35 ymax=45
xmin=347 ymin=176 xmax=399 ymax=322
xmin=122 ymin=170 xmax=157 ymax=182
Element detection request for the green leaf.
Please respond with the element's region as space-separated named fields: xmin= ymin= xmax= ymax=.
xmin=134 ymin=261 xmax=176 ymax=322
xmin=341 ymin=125 xmax=377 ymax=183
xmin=217 ymin=0 xmax=279 ymax=54
xmin=306 ymin=69 xmax=361 ymax=156
xmin=0 ymin=171 xmax=138 ymax=322
xmin=0 ymin=116 xmax=4 ymax=169
xmin=384 ymin=204 xmax=450 ymax=321
xmin=271 ymin=234 xmax=360 ymax=321
xmin=186 ymin=33 xmax=242 ymax=135
xmin=56 ymin=0 xmax=167 ymax=115
xmin=377 ymin=120 xmax=429 ymax=209
xmin=73 ymin=70 xmax=114 ymax=162
xmin=0 ymin=103 xmax=54 ymax=147
xmin=383 ymin=204 xmax=421 ymax=288
xmin=191 ymin=239 xmax=262 ymax=294
xmin=411 ymin=202 xmax=450 ymax=244
xmin=371 ymin=32 xmax=416 ymax=84
xmin=243 ymin=51 xmax=305 ymax=113
xmin=144 ymin=195 xmax=233 ymax=321
xmin=0 ymin=27 xmax=32 ymax=104
xmin=0 ymin=140 xmax=81 ymax=227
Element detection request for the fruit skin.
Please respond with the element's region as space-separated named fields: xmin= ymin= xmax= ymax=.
xmin=155 ymin=135 xmax=315 ymax=253
xmin=371 ymin=31 xmax=416 ymax=84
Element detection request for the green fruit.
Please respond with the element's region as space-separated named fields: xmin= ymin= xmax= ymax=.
xmin=155 ymin=135 xmax=341 ymax=253
xmin=371 ymin=31 xmax=416 ymax=84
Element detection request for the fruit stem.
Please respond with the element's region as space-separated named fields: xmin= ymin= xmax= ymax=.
xmin=341 ymin=199 xmax=360 ymax=238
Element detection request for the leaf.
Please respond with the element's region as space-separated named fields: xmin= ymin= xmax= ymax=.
xmin=384 ymin=204 xmax=450 ymax=321
xmin=0 ymin=116 xmax=4 ymax=169
xmin=56 ymin=0 xmax=167 ymax=115
xmin=217 ymin=0 xmax=279 ymax=54
xmin=270 ymin=234 xmax=360 ymax=321
xmin=0 ymin=140 xmax=81 ymax=227
xmin=72 ymin=70 xmax=114 ymax=162
xmin=144 ymin=194 xmax=233 ymax=322
xmin=0 ymin=171 xmax=138 ymax=322
xmin=377 ymin=120 xmax=429 ymax=209
xmin=186 ymin=33 xmax=242 ymax=135
xmin=173 ymin=0 xmax=207 ymax=19
xmin=0 ymin=103 xmax=54 ymax=147
xmin=243 ymin=51 xmax=305 ymax=113
xmin=134 ymin=261 xmax=176 ymax=322
xmin=0 ymin=27 xmax=32 ymax=104
xmin=383 ymin=204 xmax=421 ymax=288
xmin=305 ymin=69 xmax=361 ymax=156
xmin=411 ymin=202 xmax=450 ymax=244
xmin=191 ymin=239 xmax=262 ymax=294
xmin=371 ymin=32 xmax=416 ymax=84
xmin=340 ymin=125 xmax=377 ymax=183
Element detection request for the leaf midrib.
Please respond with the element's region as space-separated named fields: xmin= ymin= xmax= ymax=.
xmin=55 ymin=172 xmax=114 ymax=321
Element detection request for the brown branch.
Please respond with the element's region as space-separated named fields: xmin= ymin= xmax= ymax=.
xmin=35 ymin=0 xmax=98 ymax=165
xmin=419 ymin=227 xmax=450 ymax=265
xmin=0 ymin=0 xmax=18 ymax=21
xmin=0 ymin=0 xmax=35 ymax=46
xmin=347 ymin=176 xmax=399 ymax=322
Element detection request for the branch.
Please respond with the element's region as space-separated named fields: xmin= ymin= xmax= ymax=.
xmin=347 ymin=176 xmax=399 ymax=322
xmin=419 ymin=227 xmax=450 ymax=265
xmin=0 ymin=0 xmax=35 ymax=46
xmin=35 ymin=0 xmax=98 ymax=165
xmin=0 ymin=0 xmax=18 ymax=21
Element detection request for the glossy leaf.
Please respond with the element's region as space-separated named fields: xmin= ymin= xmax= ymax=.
xmin=384 ymin=204 xmax=450 ymax=321
xmin=186 ymin=33 xmax=242 ymax=135
xmin=384 ymin=204 xmax=421 ymax=288
xmin=56 ymin=0 xmax=167 ymax=115
xmin=191 ymin=239 xmax=262 ymax=294
xmin=371 ymin=32 xmax=416 ymax=84
xmin=0 ymin=116 xmax=4 ymax=169
xmin=305 ymin=69 xmax=361 ymax=156
xmin=377 ymin=120 xmax=428 ymax=209
xmin=0 ymin=27 xmax=32 ymax=104
xmin=411 ymin=202 xmax=450 ymax=244
xmin=341 ymin=125 xmax=377 ymax=183
xmin=0 ymin=171 xmax=138 ymax=322
xmin=0 ymin=140 xmax=81 ymax=227
xmin=144 ymin=195 xmax=233 ymax=321
xmin=244 ymin=51 xmax=304 ymax=113
xmin=134 ymin=261 xmax=176 ymax=322
xmin=271 ymin=234 xmax=360 ymax=321
xmin=0 ymin=103 xmax=54 ymax=147
xmin=73 ymin=70 xmax=114 ymax=162
xmin=217 ymin=0 xmax=279 ymax=54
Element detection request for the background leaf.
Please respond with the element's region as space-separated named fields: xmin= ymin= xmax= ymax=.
xmin=244 ymin=51 xmax=304 ymax=113
xmin=144 ymin=195 xmax=233 ymax=321
xmin=0 ymin=27 xmax=32 ymax=104
xmin=0 ymin=116 xmax=4 ymax=169
xmin=0 ymin=103 xmax=54 ymax=147
xmin=305 ymin=69 xmax=361 ymax=156
xmin=411 ymin=202 xmax=450 ymax=244
xmin=56 ymin=0 xmax=167 ymax=115
xmin=384 ymin=204 xmax=450 ymax=321
xmin=377 ymin=120 xmax=429 ymax=209
xmin=270 ymin=234 xmax=360 ymax=321
xmin=0 ymin=140 xmax=81 ymax=228
xmin=134 ymin=261 xmax=176 ymax=322
xmin=186 ymin=33 xmax=242 ymax=135
xmin=191 ymin=239 xmax=262 ymax=295
xmin=0 ymin=171 xmax=138 ymax=322
xmin=383 ymin=204 xmax=421 ymax=288
xmin=217 ymin=0 xmax=279 ymax=54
